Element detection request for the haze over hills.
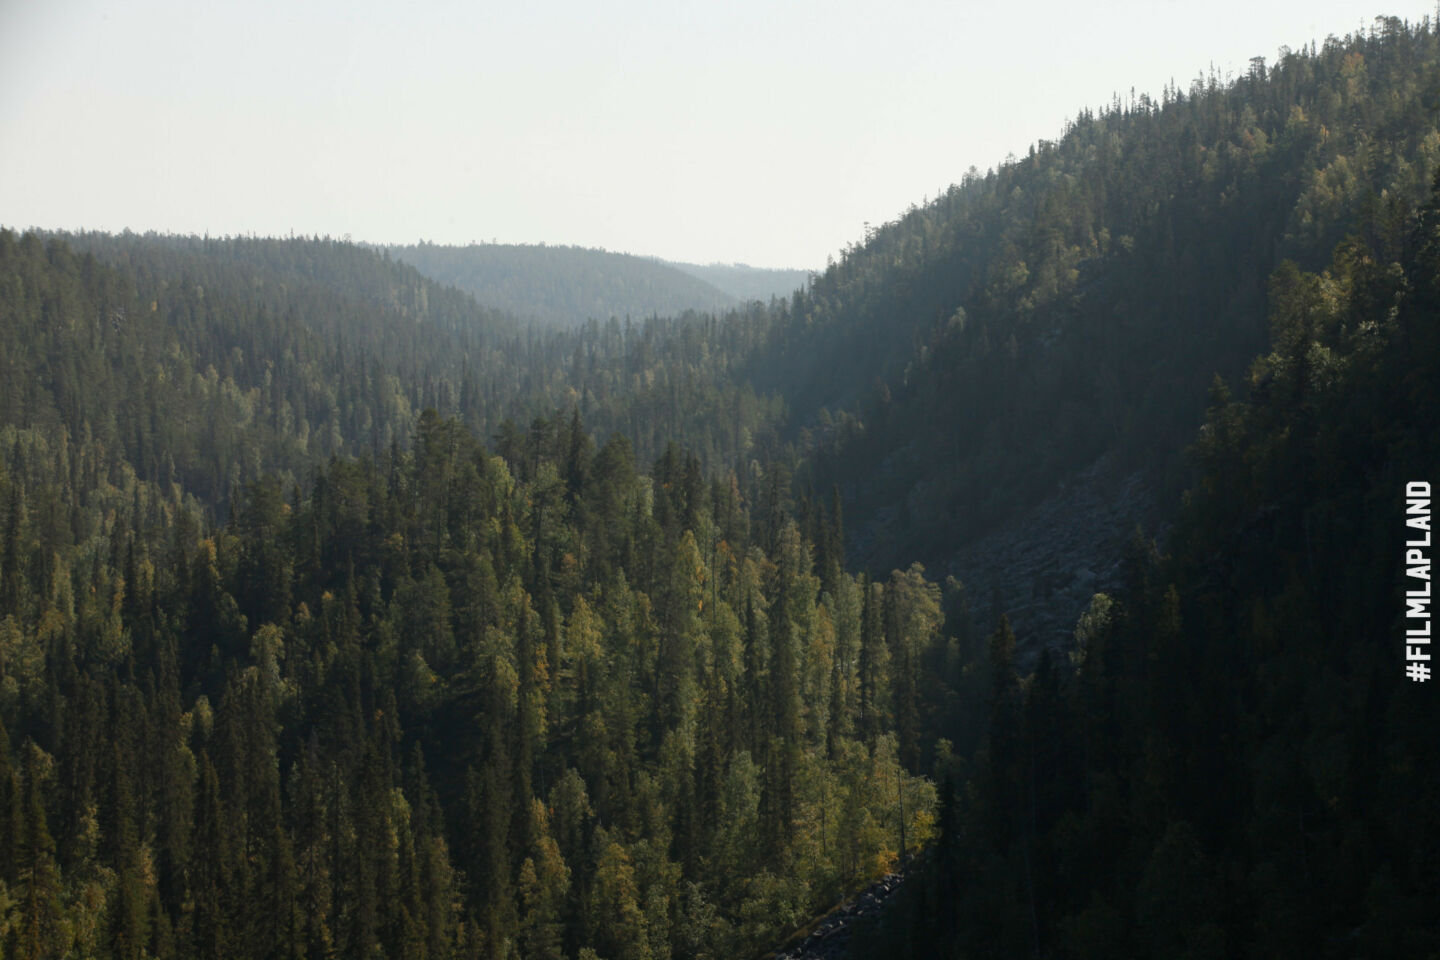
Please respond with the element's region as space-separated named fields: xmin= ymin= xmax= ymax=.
xmin=664 ymin=260 xmax=813 ymax=303
xmin=384 ymin=241 xmax=767 ymax=327
xmin=385 ymin=240 xmax=814 ymax=327
xmin=7 ymin=228 xmax=787 ymax=507
xmin=0 ymin=15 xmax=1437 ymax=960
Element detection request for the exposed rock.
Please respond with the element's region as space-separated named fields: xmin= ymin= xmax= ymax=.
xmin=768 ymin=871 xmax=909 ymax=960
xmin=940 ymin=451 xmax=1164 ymax=664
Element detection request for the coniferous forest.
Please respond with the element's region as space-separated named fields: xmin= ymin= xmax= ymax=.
xmin=2 ymin=15 xmax=1439 ymax=960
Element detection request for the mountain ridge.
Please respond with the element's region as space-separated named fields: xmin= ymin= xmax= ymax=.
xmin=385 ymin=240 xmax=738 ymax=326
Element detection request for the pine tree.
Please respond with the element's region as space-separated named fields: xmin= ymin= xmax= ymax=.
xmin=857 ymin=578 xmax=889 ymax=744
xmin=190 ymin=755 xmax=233 ymax=960
xmin=12 ymin=742 xmax=63 ymax=960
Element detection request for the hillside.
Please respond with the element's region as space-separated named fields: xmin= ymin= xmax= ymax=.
xmin=857 ymin=135 xmax=1440 ymax=960
xmin=3 ymin=230 xmax=790 ymax=517
xmin=758 ymin=20 xmax=1440 ymax=644
xmin=666 ymin=261 xmax=813 ymax=303
xmin=2 ymin=231 xmax=519 ymax=509
xmin=387 ymin=241 xmax=740 ymax=326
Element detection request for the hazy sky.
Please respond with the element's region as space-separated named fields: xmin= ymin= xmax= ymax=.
xmin=1 ymin=1 xmax=1433 ymax=268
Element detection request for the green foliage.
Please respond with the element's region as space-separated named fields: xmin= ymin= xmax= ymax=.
xmin=0 ymin=229 xmax=789 ymax=525
xmin=389 ymin=242 xmax=739 ymax=328
xmin=0 ymin=384 xmax=942 ymax=958
xmin=6 ymin=20 xmax=1438 ymax=960
xmin=857 ymin=129 xmax=1440 ymax=960
xmin=782 ymin=19 xmax=1440 ymax=570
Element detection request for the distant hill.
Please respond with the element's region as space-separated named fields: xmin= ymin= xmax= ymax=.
xmin=2 ymin=230 xmax=791 ymax=513
xmin=664 ymin=260 xmax=812 ymax=302
xmin=386 ymin=241 xmax=739 ymax=325
xmin=10 ymin=231 xmax=521 ymax=507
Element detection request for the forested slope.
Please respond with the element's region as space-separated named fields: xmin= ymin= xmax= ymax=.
xmin=854 ymin=120 xmax=1440 ymax=960
xmin=766 ymin=20 xmax=1440 ymax=579
xmin=388 ymin=243 xmax=738 ymax=328
xmin=3 ymin=231 xmax=790 ymax=516
xmin=3 ymin=231 xmax=517 ymax=509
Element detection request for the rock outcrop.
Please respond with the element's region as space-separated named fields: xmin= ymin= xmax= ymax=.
xmin=769 ymin=871 xmax=908 ymax=960
xmin=942 ymin=452 xmax=1162 ymax=663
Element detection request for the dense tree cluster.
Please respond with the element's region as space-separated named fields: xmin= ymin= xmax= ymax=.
xmin=1 ymin=230 xmax=790 ymax=517
xmin=0 ymin=227 xmax=956 ymax=958
xmin=857 ymin=161 xmax=1440 ymax=960
xmin=0 ymin=397 xmax=956 ymax=958
xmin=776 ymin=18 xmax=1440 ymax=569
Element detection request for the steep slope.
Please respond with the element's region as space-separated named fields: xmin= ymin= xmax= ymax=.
xmin=857 ymin=135 xmax=1440 ymax=960
xmin=387 ymin=241 xmax=739 ymax=326
xmin=758 ymin=20 xmax=1440 ymax=642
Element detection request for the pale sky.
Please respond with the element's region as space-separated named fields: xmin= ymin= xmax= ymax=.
xmin=0 ymin=1 xmax=1432 ymax=268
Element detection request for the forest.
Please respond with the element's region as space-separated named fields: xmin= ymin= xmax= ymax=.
xmin=383 ymin=243 xmax=803 ymax=329
xmin=1 ymin=15 xmax=1438 ymax=960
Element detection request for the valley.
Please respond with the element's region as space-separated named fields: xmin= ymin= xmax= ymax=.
xmin=1 ymin=15 xmax=1439 ymax=960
